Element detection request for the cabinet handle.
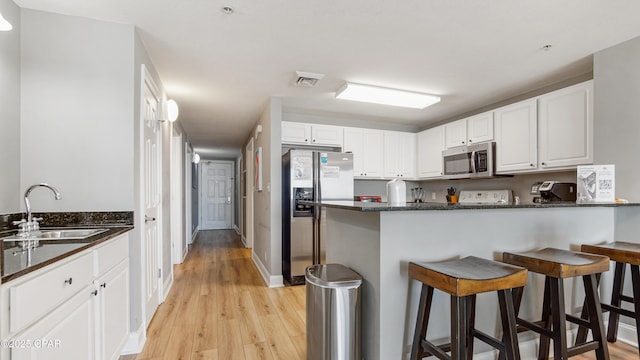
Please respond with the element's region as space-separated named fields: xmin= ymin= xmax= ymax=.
xmin=92 ymin=290 xmax=98 ymax=296
xmin=304 ymin=139 xmax=308 ymax=142
xmin=468 ymin=139 xmax=472 ymax=143
xmin=64 ymin=277 xmax=73 ymax=285
xmin=530 ymin=164 xmax=534 ymax=167
xmin=101 ymin=283 xmax=107 ymax=288
xmin=541 ymin=162 xmax=546 ymax=166
xmin=461 ymin=141 xmax=465 ymax=144
xmin=312 ymin=139 xmax=316 ymax=143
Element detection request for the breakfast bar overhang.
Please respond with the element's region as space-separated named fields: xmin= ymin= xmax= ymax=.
xmin=309 ymin=201 xmax=640 ymax=360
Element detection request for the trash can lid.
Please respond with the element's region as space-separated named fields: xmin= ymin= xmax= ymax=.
xmin=305 ymin=264 xmax=362 ymax=288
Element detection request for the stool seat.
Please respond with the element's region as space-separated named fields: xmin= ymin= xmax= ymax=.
xmin=582 ymin=242 xmax=640 ymax=265
xmin=410 ymin=256 xmax=528 ymax=297
xmin=503 ymin=247 xmax=609 ymax=278
xmin=409 ymin=256 xmax=527 ymax=359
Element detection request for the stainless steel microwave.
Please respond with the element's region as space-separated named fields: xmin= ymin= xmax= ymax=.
xmin=442 ymin=142 xmax=496 ymax=179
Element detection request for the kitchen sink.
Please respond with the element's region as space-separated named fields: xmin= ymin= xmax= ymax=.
xmin=2 ymin=228 xmax=108 ymax=241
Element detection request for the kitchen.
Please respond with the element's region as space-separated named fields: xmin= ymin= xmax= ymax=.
xmin=2 ymin=1 xmax=640 ymax=360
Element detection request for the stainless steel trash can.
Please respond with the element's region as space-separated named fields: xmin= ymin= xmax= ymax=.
xmin=306 ymin=264 xmax=362 ymax=360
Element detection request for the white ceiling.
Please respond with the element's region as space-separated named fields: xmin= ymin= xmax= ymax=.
xmin=14 ymin=0 xmax=640 ymax=158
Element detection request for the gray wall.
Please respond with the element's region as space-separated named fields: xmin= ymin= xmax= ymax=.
xmin=0 ymin=0 xmax=21 ymax=213
xmin=594 ymin=35 xmax=640 ymax=202
xmin=251 ymin=97 xmax=283 ymax=282
xmin=20 ymin=9 xmax=135 ymax=212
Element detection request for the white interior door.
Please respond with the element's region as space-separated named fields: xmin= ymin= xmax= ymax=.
xmin=244 ymin=140 xmax=254 ymax=248
xmin=142 ymin=70 xmax=161 ymax=327
xmin=185 ymin=145 xmax=193 ymax=245
xmin=200 ymin=161 xmax=234 ymax=230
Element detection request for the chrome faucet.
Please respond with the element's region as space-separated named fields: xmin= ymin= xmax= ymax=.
xmin=14 ymin=183 xmax=61 ymax=234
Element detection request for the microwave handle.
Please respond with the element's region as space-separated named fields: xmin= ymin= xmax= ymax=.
xmin=470 ymin=150 xmax=477 ymax=173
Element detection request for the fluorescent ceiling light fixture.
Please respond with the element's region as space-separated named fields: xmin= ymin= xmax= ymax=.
xmin=335 ymin=82 xmax=440 ymax=109
xmin=0 ymin=12 xmax=12 ymax=31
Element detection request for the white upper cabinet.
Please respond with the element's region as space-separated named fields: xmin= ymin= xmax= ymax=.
xmin=383 ymin=131 xmax=416 ymax=179
xmin=466 ymin=111 xmax=494 ymax=144
xmin=281 ymin=122 xmax=312 ymax=145
xmin=495 ymin=99 xmax=538 ymax=173
xmin=538 ymin=80 xmax=593 ymax=169
xmin=417 ymin=125 xmax=445 ymax=178
xmin=281 ymin=122 xmax=343 ymax=147
xmin=445 ymin=111 xmax=494 ymax=148
xmin=343 ymin=127 xmax=383 ymax=178
xmin=444 ymin=119 xmax=467 ymax=148
xmin=311 ymin=124 xmax=343 ymax=147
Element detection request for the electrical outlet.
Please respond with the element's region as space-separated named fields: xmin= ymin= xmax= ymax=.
xmin=431 ymin=192 xmax=436 ymax=200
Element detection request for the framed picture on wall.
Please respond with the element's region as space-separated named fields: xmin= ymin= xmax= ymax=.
xmin=255 ymin=146 xmax=263 ymax=191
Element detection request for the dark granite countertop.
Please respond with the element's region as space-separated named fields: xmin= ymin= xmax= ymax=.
xmin=0 ymin=211 xmax=134 ymax=283
xmin=2 ymin=226 xmax=133 ymax=283
xmin=300 ymin=200 xmax=640 ymax=212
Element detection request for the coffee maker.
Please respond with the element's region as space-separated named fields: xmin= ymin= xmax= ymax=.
xmin=538 ymin=181 xmax=577 ymax=203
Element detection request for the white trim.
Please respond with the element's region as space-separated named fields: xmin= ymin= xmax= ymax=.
xmin=241 ymin=235 xmax=247 ymax=248
xmin=252 ymin=251 xmax=284 ymax=288
xmin=163 ymin=273 xmax=173 ymax=301
xmin=191 ymin=228 xmax=199 ymax=243
xmin=615 ymin=321 xmax=639 ymax=347
xmin=200 ymin=160 xmax=235 ymax=230
xmin=233 ymin=224 xmax=240 ymax=235
xmin=120 ymin=323 xmax=147 ymax=355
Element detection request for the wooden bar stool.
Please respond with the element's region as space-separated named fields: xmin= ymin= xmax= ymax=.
xmin=576 ymin=242 xmax=640 ymax=347
xmin=409 ymin=256 xmax=528 ymax=360
xmin=502 ymin=248 xmax=610 ymax=360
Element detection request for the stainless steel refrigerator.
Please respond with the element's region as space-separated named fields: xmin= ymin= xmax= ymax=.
xmin=282 ymin=149 xmax=354 ymax=285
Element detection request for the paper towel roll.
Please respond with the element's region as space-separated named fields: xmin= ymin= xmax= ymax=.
xmin=386 ymin=178 xmax=406 ymax=206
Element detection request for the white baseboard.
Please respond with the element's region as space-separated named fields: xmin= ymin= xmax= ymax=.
xmin=233 ymin=224 xmax=240 ymax=235
xmin=241 ymin=235 xmax=248 ymax=248
xmin=163 ymin=273 xmax=174 ymax=301
xmin=120 ymin=322 xmax=147 ymax=355
xmin=616 ymin=321 xmax=639 ymax=347
xmin=252 ymin=251 xmax=284 ymax=288
xmin=191 ymin=229 xmax=198 ymax=243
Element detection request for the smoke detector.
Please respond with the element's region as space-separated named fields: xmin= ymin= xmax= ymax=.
xmin=293 ymin=71 xmax=325 ymax=88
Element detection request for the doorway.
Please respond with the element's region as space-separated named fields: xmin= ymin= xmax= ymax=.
xmin=200 ymin=160 xmax=235 ymax=230
xmin=244 ymin=139 xmax=254 ymax=248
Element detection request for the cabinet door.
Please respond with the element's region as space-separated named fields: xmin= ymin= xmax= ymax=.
xmin=383 ymin=131 xmax=400 ymax=178
xmin=538 ymin=81 xmax=593 ymax=169
xmin=98 ymin=261 xmax=130 ymax=360
xmin=495 ymin=99 xmax=538 ymax=173
xmin=281 ymin=122 xmax=311 ymax=145
xmin=445 ymin=119 xmax=467 ymax=148
xmin=343 ymin=127 xmax=365 ymax=176
xmin=11 ymin=287 xmax=96 ymax=360
xmin=466 ymin=111 xmax=494 ymax=144
xmin=361 ymin=129 xmax=383 ymax=178
xmin=311 ymin=124 xmax=343 ymax=147
xmin=417 ymin=126 xmax=445 ymax=178
xmin=399 ymin=133 xmax=416 ymax=178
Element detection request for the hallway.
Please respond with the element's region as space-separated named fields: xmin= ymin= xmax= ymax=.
xmin=131 ymin=230 xmax=306 ymax=360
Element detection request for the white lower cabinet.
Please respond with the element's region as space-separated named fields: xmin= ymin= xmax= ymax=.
xmin=10 ymin=286 xmax=96 ymax=360
xmin=1 ymin=233 xmax=130 ymax=360
xmin=96 ymin=260 xmax=129 ymax=360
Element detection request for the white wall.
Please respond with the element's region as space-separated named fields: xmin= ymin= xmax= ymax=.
xmin=594 ymin=35 xmax=640 ymax=202
xmin=0 ymin=0 xmax=21 ymax=213
xmin=20 ymin=9 xmax=135 ymax=212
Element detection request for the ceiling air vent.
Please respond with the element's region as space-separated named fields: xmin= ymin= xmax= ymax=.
xmin=293 ymin=71 xmax=325 ymax=88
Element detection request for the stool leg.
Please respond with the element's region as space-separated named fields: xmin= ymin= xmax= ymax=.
xmin=451 ymin=295 xmax=469 ymax=360
xmin=630 ymin=265 xmax=640 ymax=348
xmin=538 ymin=277 xmax=553 ymax=360
xmin=466 ymin=295 xmax=476 ymax=360
xmin=411 ymin=283 xmax=434 ymax=360
xmin=549 ymin=277 xmax=568 ymax=360
xmin=498 ymin=288 xmax=521 ymax=360
xmin=575 ymin=273 xmax=602 ymax=345
xmin=583 ymin=274 xmax=610 ymax=360
xmin=499 ymin=287 xmax=524 ymax=360
xmin=607 ymin=262 xmax=626 ymax=342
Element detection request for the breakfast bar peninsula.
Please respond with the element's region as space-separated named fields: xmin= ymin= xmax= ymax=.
xmin=308 ymin=200 xmax=640 ymax=360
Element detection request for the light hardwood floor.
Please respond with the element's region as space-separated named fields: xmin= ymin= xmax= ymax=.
xmin=121 ymin=230 xmax=637 ymax=360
